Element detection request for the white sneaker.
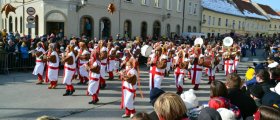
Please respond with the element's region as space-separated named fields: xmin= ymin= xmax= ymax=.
xmin=130 ymin=114 xmax=135 ymax=118
xmin=121 ymin=114 xmax=130 ymax=118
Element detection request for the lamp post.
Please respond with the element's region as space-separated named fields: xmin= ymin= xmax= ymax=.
xmin=162 ymin=13 xmax=171 ymax=21
xmin=76 ymin=0 xmax=87 ymax=12
xmin=23 ymin=0 xmax=25 ymax=34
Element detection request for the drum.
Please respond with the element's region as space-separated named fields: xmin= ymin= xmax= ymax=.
xmin=204 ymin=57 xmax=212 ymax=68
xmin=141 ymin=45 xmax=153 ymax=57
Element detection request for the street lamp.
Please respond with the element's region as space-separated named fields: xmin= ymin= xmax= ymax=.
xmin=76 ymin=0 xmax=87 ymax=12
xmin=162 ymin=13 xmax=171 ymax=21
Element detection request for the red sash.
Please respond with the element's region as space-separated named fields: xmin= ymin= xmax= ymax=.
xmin=36 ymin=60 xmax=42 ymax=62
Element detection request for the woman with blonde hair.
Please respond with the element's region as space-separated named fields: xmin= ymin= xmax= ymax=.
xmin=154 ymin=92 xmax=189 ymax=120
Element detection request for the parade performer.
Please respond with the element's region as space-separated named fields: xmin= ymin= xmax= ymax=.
xmin=61 ymin=45 xmax=76 ymax=96
xmin=120 ymin=48 xmax=132 ymax=70
xmin=205 ymin=46 xmax=220 ymax=84
xmin=223 ymin=51 xmax=234 ymax=76
xmin=107 ymin=42 xmax=116 ymax=80
xmin=32 ymin=42 xmax=46 ymax=84
xmin=99 ymin=47 xmax=108 ymax=89
xmin=77 ymin=42 xmax=90 ymax=84
xmin=86 ymin=50 xmax=101 ymax=104
xmin=190 ymin=45 xmax=204 ymax=90
xmin=46 ymin=43 xmax=59 ymax=89
xmin=120 ymin=61 xmax=137 ymax=118
xmin=148 ymin=46 xmax=167 ymax=90
xmin=173 ymin=50 xmax=188 ymax=95
xmin=165 ymin=49 xmax=174 ymax=77
xmin=232 ymin=43 xmax=241 ymax=73
xmin=114 ymin=46 xmax=122 ymax=72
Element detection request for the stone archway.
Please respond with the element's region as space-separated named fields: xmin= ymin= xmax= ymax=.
xmin=153 ymin=21 xmax=161 ymax=39
xmin=99 ymin=17 xmax=111 ymax=39
xmin=45 ymin=10 xmax=67 ymax=35
xmin=80 ymin=15 xmax=94 ymax=38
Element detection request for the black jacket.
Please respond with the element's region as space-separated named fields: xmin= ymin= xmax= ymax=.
xmin=257 ymin=81 xmax=274 ymax=93
xmin=227 ymin=88 xmax=257 ymax=119
xmin=262 ymin=91 xmax=280 ymax=107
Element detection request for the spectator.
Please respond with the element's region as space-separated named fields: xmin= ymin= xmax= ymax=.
xmin=255 ymin=70 xmax=274 ymax=93
xmin=20 ymin=41 xmax=29 ymax=65
xmin=149 ymin=88 xmax=165 ymax=120
xmin=249 ymin=85 xmax=264 ymax=107
xmin=261 ymin=83 xmax=280 ymax=107
xmin=254 ymin=106 xmax=280 ymax=120
xmin=131 ymin=112 xmax=151 ymax=120
xmin=210 ymin=81 xmax=228 ymax=98
xmin=269 ymin=68 xmax=280 ymax=84
xmin=225 ymin=73 xmax=257 ymax=119
xmin=154 ymin=92 xmax=189 ymax=120
xmin=250 ymin=42 xmax=256 ymax=56
xmin=5 ymin=40 xmax=16 ymax=53
xmin=197 ymin=107 xmax=222 ymax=120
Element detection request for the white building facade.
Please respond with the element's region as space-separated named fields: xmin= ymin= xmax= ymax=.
xmin=1 ymin=0 xmax=202 ymax=39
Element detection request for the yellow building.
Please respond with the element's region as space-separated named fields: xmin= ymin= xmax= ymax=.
xmin=254 ymin=3 xmax=280 ymax=37
xmin=201 ymin=9 xmax=246 ymax=37
xmin=201 ymin=0 xmax=246 ymax=37
xmin=201 ymin=0 xmax=272 ymax=37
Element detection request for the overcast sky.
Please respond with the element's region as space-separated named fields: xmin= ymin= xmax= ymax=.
xmin=252 ymin=0 xmax=280 ymax=11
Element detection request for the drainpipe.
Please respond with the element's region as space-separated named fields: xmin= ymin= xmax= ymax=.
xmin=182 ymin=0 xmax=185 ymax=33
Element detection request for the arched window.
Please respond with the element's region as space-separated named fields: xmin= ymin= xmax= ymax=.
xmin=176 ymin=25 xmax=180 ymax=35
xmin=166 ymin=24 xmax=170 ymax=37
xmin=9 ymin=16 xmax=13 ymax=32
xmin=188 ymin=26 xmax=191 ymax=32
xmin=99 ymin=17 xmax=111 ymax=39
xmin=141 ymin=21 xmax=148 ymax=40
xmin=20 ymin=17 xmax=23 ymax=33
xmin=124 ymin=20 xmax=132 ymax=38
xmin=153 ymin=21 xmax=161 ymax=39
xmin=80 ymin=16 xmax=93 ymax=38
xmin=15 ymin=17 xmax=18 ymax=32
xmin=193 ymin=26 xmax=197 ymax=32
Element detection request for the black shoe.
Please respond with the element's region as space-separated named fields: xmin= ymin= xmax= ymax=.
xmin=88 ymin=99 xmax=99 ymax=104
xmin=84 ymin=80 xmax=89 ymax=84
xmin=63 ymin=90 xmax=70 ymax=96
xmin=69 ymin=89 xmax=75 ymax=95
xmin=100 ymin=84 xmax=106 ymax=89
xmin=176 ymin=91 xmax=182 ymax=95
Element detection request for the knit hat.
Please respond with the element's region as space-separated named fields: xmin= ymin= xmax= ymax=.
xmin=249 ymin=85 xmax=264 ymax=99
xmin=217 ymin=108 xmax=236 ymax=120
xmin=180 ymin=89 xmax=199 ymax=109
xmin=150 ymin=88 xmax=165 ymax=106
xmin=208 ymin=97 xmax=230 ymax=110
xmin=197 ymin=107 xmax=222 ymax=120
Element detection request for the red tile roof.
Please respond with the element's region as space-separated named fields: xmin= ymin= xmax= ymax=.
xmin=233 ymin=0 xmax=263 ymax=16
xmin=277 ymin=12 xmax=280 ymax=16
xmin=258 ymin=4 xmax=280 ymax=16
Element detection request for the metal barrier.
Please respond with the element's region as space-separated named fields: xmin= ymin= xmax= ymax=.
xmin=0 ymin=52 xmax=36 ymax=74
